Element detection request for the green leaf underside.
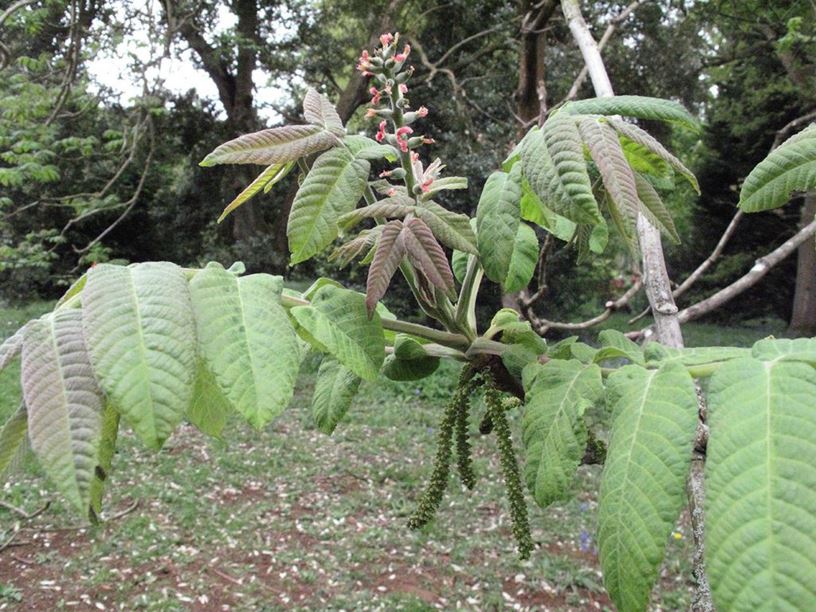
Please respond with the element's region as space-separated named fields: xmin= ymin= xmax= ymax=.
xmin=0 ymin=325 xmax=25 ymax=371
xmin=477 ymin=167 xmax=522 ymax=285
xmin=22 ymin=310 xmax=104 ymax=514
xmin=190 ymin=264 xmax=300 ymax=429
xmin=739 ymin=123 xmax=816 ymax=212
xmin=187 ymin=362 xmax=233 ymax=437
xmin=633 ymin=172 xmax=681 ymax=243
xmin=312 ymin=358 xmax=361 ymax=435
xmin=504 ymin=223 xmax=539 ymax=293
xmin=520 ymin=180 xmax=577 ymax=242
xmin=521 ymin=360 xmax=603 ymax=508
xmin=594 ymin=329 xmax=645 ymax=365
xmin=302 ymin=88 xmax=345 ymax=136
xmin=218 ymin=162 xmax=291 ymax=223
xmin=598 ymin=363 xmax=698 ymax=612
xmin=287 ymin=147 xmax=370 ymax=264
xmin=82 ymin=263 xmax=196 ymax=450
xmin=0 ymin=404 xmax=28 ymax=479
xmin=564 ymin=95 xmax=699 ymax=131
xmin=751 ymin=337 xmax=816 ymax=364
xmin=383 ymin=335 xmax=440 ymax=381
xmin=706 ymin=358 xmax=816 ymax=610
xmin=200 ymin=124 xmax=336 ymax=166
xmin=337 ymin=197 xmax=414 ymax=231
xmin=609 ymin=118 xmax=699 ymax=193
xmin=290 ymin=285 xmax=385 ymax=381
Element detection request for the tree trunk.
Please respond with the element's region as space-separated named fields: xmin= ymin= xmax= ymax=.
xmin=789 ymin=193 xmax=816 ymax=336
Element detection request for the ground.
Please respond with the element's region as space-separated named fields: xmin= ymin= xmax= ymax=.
xmin=0 ymin=303 xmax=785 ymax=610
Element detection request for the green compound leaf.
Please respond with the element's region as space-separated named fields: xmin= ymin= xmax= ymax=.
xmin=200 ymin=124 xmax=336 ymax=167
xmin=477 ymin=167 xmax=522 ymax=285
xmin=522 ymin=127 xmax=599 ymax=224
xmin=608 ymin=118 xmax=699 ymax=193
xmin=312 ymin=358 xmax=361 ymax=435
xmin=21 ymin=310 xmax=104 ymax=515
xmin=287 ymin=147 xmax=370 ymax=264
xmin=382 ymin=335 xmax=440 ymax=381
xmin=505 ymin=223 xmax=539 ymax=293
xmin=633 ymin=172 xmax=681 ymax=244
xmin=0 ymin=324 xmax=24 ymax=371
xmin=337 ymin=196 xmax=414 ymax=231
xmin=739 ymin=124 xmax=816 ymax=212
xmin=598 ymin=363 xmax=698 ymax=612
xmin=416 ymin=200 xmax=478 ymax=255
xmin=520 ymin=179 xmax=577 ymax=242
xmin=578 ymin=117 xmax=641 ymax=227
xmin=643 ymin=343 xmax=750 ymax=367
xmin=542 ymin=112 xmax=602 ymax=224
xmin=564 ymin=95 xmax=700 ymax=131
xmin=82 ymin=263 xmax=196 ymax=450
xmin=402 ymin=217 xmax=456 ymax=300
xmin=218 ymin=162 xmax=294 ymax=223
xmin=89 ymin=403 xmax=119 ymax=519
xmin=751 ymin=337 xmax=816 ymax=364
xmin=593 ymin=329 xmax=645 ymax=365
xmin=0 ymin=404 xmax=27 ymax=481
xmin=189 ymin=263 xmax=300 ymax=430
xmin=521 ymin=359 xmax=603 ymax=508
xmin=302 ymin=87 xmax=345 ymax=136
xmin=290 ymin=285 xmax=385 ymax=381
xmin=706 ymin=357 xmax=816 ymax=610
xmin=186 ymin=362 xmax=233 ymax=438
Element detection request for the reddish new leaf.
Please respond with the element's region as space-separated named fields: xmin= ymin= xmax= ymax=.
xmin=402 ymin=217 xmax=456 ymax=300
xmin=365 ymin=220 xmax=406 ymax=316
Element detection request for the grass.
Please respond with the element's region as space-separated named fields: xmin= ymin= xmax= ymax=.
xmin=0 ymin=302 xmax=784 ymax=610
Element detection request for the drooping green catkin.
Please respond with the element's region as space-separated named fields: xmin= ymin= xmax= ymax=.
xmin=454 ymin=379 xmax=476 ymax=490
xmin=408 ymin=366 xmax=475 ymax=529
xmin=484 ymin=378 xmax=534 ymax=560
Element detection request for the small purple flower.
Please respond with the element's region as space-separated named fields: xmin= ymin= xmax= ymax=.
xmin=579 ymin=529 xmax=592 ymax=552
xmin=579 ymin=502 xmax=589 ymax=513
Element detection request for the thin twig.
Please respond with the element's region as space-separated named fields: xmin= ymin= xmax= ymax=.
xmin=0 ymin=500 xmax=50 ymax=520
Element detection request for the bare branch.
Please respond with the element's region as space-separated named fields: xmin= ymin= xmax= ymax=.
xmin=524 ymin=277 xmax=642 ymax=334
xmin=563 ymin=0 xmax=650 ymax=102
xmin=676 ymin=218 xmax=816 ymax=325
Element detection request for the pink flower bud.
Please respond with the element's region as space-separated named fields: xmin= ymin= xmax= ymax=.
xmin=379 ymin=169 xmax=392 ymax=178
xmin=395 ymin=126 xmax=413 ymax=152
xmin=365 ymin=108 xmax=378 ymax=118
xmin=398 ymin=83 xmax=408 ymax=94
xmin=375 ymin=120 xmax=387 ymax=143
xmin=421 ymin=178 xmax=434 ymax=193
xmin=394 ymin=44 xmax=411 ymax=62
xmin=386 ymin=188 xmax=397 ymax=196
xmin=422 ymin=137 xmax=435 ymax=144
xmin=410 ymin=152 xmax=420 ymax=162
xmin=416 ymin=106 xmax=429 ymax=118
xmin=380 ymin=33 xmax=394 ymax=47
xmin=369 ymin=86 xmax=381 ymax=105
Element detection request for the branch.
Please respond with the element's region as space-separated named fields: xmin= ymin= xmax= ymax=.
xmin=675 ymin=218 xmax=816 ymax=325
xmin=72 ymin=120 xmax=156 ymax=258
xmin=525 ymin=278 xmax=642 ymax=334
xmin=563 ymin=0 xmax=650 ymax=102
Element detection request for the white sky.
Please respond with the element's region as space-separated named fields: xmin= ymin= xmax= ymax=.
xmin=86 ymin=2 xmax=286 ymax=122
